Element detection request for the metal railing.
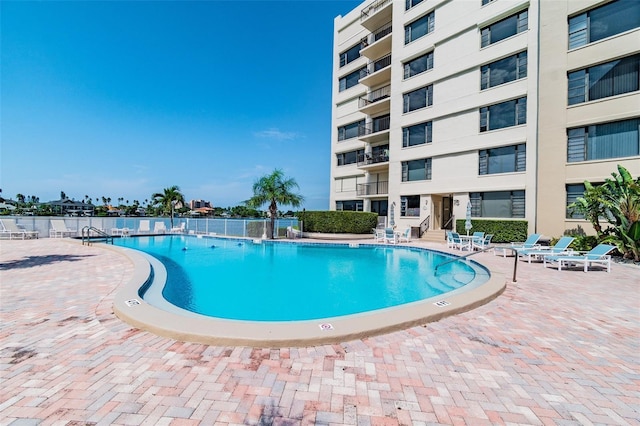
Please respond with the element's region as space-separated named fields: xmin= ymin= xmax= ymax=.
xmin=356 ymin=181 xmax=389 ymax=196
xmin=3 ymin=216 xmax=299 ymax=240
xmin=359 ymin=115 xmax=390 ymax=136
xmin=358 ymin=85 xmax=391 ymax=108
xmin=361 ymin=21 xmax=392 ymax=48
xmin=419 ymin=215 xmax=430 ymax=237
xmin=435 ymin=246 xmax=518 ymax=282
xmin=81 ymin=226 xmax=113 ymax=245
xmin=364 ymin=53 xmax=391 ymax=76
xmin=361 ymin=0 xmax=392 ymax=21
xmin=357 ymin=152 xmax=389 ymax=166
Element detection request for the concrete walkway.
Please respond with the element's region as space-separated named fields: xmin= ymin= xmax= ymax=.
xmin=1 ymin=238 xmax=638 ymax=425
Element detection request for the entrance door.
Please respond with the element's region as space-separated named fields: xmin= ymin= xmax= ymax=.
xmin=442 ymin=196 xmax=453 ymax=230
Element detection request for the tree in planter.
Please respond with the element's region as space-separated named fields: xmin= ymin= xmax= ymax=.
xmin=152 ymin=185 xmax=186 ymax=228
xmin=245 ymin=169 xmax=304 ymax=239
xmin=569 ymin=165 xmax=640 ymax=261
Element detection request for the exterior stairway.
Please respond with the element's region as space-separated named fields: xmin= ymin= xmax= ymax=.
xmin=420 ymin=229 xmax=447 ymax=244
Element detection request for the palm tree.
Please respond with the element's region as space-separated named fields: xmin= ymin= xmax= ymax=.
xmin=152 ymin=186 xmax=185 ymax=228
xmin=245 ymin=169 xmax=304 ymax=239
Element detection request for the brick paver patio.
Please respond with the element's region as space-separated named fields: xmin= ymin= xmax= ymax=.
xmin=1 ymin=238 xmax=638 ymax=425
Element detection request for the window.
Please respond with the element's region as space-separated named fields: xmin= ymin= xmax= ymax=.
xmin=338 ymin=120 xmax=365 ymax=141
xmin=568 ymin=54 xmax=639 ymax=105
xmin=481 ymin=51 xmax=527 ymax=89
xmin=480 ymin=97 xmax=527 ymax=132
xmin=405 ymin=12 xmax=435 ymax=44
xmin=337 ymin=149 xmax=365 ymax=166
xmin=335 ymin=176 xmax=359 ymax=193
xmin=406 ymin=0 xmax=425 ymax=10
xmin=404 ymin=51 xmax=434 ymax=79
xmin=339 ymin=43 xmax=361 ymax=68
xmin=403 ymin=85 xmax=433 ymax=113
xmin=569 ymin=0 xmax=640 ymax=49
xmin=339 ymin=67 xmax=366 ymax=92
xmin=479 ymin=144 xmax=526 ymax=174
xmin=469 ymin=191 xmax=525 ymax=218
xmin=482 ymin=0 xmax=495 ymax=5
xmin=336 ymin=200 xmax=363 ymax=211
xmin=481 ymin=10 xmax=528 ymax=47
xmin=402 ymin=121 xmax=432 ymax=147
xmin=567 ymin=118 xmax=640 ymax=162
xmin=400 ymin=195 xmax=421 ymax=217
xmin=566 ymin=184 xmax=586 ymax=219
xmin=402 ymin=158 xmax=432 ymax=181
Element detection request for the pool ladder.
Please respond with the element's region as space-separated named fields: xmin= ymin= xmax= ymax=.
xmin=434 ymin=246 xmax=518 ymax=283
xmin=81 ymin=226 xmax=114 ymax=246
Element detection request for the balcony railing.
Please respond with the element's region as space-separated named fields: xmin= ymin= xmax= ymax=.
xmin=357 ymin=152 xmax=389 ymax=166
xmin=358 ymin=85 xmax=391 ymax=108
xmin=361 ymin=22 xmax=392 ymax=48
xmin=359 ymin=115 xmax=390 ymax=136
xmin=361 ymin=0 xmax=392 ymax=21
xmin=356 ymin=181 xmax=389 ymax=196
xmin=363 ymin=53 xmax=391 ymax=76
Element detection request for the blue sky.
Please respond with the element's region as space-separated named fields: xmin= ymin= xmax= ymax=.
xmin=1 ymin=0 xmax=361 ymax=210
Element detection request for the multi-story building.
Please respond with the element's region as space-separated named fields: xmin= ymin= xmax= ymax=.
xmin=329 ymin=0 xmax=639 ymax=239
xmin=190 ymin=199 xmax=212 ymax=210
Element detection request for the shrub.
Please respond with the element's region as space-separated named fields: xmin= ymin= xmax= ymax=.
xmin=455 ymin=219 xmax=528 ymax=243
xmin=297 ymin=211 xmax=378 ymax=234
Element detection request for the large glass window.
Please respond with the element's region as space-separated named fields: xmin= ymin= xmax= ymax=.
xmin=336 ymin=149 xmax=365 ymax=166
xmin=400 ymin=195 xmax=421 ymax=217
xmin=404 ymin=51 xmax=434 ymax=79
xmin=479 ymin=144 xmax=526 ymax=175
xmin=567 ymin=118 xmax=640 ymax=162
xmin=336 ymin=200 xmax=363 ymax=211
xmin=569 ymin=0 xmax=640 ymax=49
xmin=338 ymin=120 xmax=365 ymax=141
xmin=568 ymin=54 xmax=639 ymax=105
xmin=481 ymin=10 xmax=528 ymax=47
xmin=339 ymin=43 xmax=362 ymax=68
xmin=402 ymin=158 xmax=432 ymax=182
xmin=405 ymin=12 xmax=435 ymax=44
xmin=402 ymin=121 xmax=432 ymax=147
xmin=481 ymin=51 xmax=527 ymax=89
xmin=480 ymin=97 xmax=527 ymax=132
xmin=339 ymin=67 xmax=366 ymax=92
xmin=403 ymin=85 xmax=433 ymax=113
xmin=406 ymin=0 xmax=425 ymax=10
xmin=566 ymin=184 xmax=586 ymax=219
xmin=469 ymin=191 xmax=525 ymax=218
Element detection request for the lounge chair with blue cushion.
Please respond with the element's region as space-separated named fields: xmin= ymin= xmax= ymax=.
xmin=384 ymin=228 xmax=398 ymax=244
xmin=472 ymin=234 xmax=493 ymax=251
xmin=398 ymin=228 xmax=411 ymax=243
xmin=543 ymin=243 xmax=616 ymax=272
xmin=519 ymin=236 xmax=575 ymax=263
xmin=511 ymin=233 xmax=542 ymax=250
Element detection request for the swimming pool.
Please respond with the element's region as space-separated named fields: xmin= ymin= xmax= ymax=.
xmin=114 ymin=235 xmax=490 ymax=322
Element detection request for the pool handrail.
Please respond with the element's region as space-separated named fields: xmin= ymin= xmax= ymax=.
xmin=435 ymin=246 xmax=518 ymax=283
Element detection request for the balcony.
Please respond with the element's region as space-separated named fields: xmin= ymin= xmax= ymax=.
xmin=358 ymin=85 xmax=390 ymax=115
xmin=361 ymin=22 xmax=392 ymax=60
xmin=359 ymin=53 xmax=391 ymax=88
xmin=359 ymin=115 xmax=390 ymax=143
xmin=360 ymin=0 xmax=393 ymax=31
xmin=357 ymin=181 xmax=389 ymax=197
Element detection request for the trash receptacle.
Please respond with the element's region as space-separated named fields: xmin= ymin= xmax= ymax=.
xmin=411 ymin=227 xmax=420 ymax=238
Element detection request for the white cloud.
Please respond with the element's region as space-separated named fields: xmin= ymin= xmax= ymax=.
xmin=253 ymin=128 xmax=300 ymax=141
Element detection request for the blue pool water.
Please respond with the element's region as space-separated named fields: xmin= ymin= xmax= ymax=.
xmin=115 ymin=236 xmax=490 ymax=321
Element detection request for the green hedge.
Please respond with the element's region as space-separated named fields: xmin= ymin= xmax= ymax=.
xmin=297 ymin=211 xmax=378 ymax=234
xmin=455 ymin=219 xmax=528 ymax=243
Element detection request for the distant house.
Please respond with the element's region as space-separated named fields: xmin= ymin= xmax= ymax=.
xmin=190 ymin=199 xmax=212 ymax=210
xmin=42 ymin=199 xmax=95 ymax=216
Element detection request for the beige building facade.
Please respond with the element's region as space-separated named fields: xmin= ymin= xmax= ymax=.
xmin=329 ymin=0 xmax=639 ymax=238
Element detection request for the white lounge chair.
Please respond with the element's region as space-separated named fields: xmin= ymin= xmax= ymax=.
xmin=138 ymin=220 xmax=151 ymax=234
xmin=519 ymin=236 xmax=575 ymax=263
xmin=49 ymin=219 xmax=76 ymax=238
xmin=398 ymin=228 xmax=411 ymax=243
xmin=153 ymin=222 xmax=167 ymax=234
xmin=170 ymin=222 xmax=186 ymax=234
xmin=0 ymin=219 xmax=38 ymax=239
xmin=384 ymin=228 xmax=398 ymax=244
xmin=543 ymin=243 xmax=616 ymax=272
